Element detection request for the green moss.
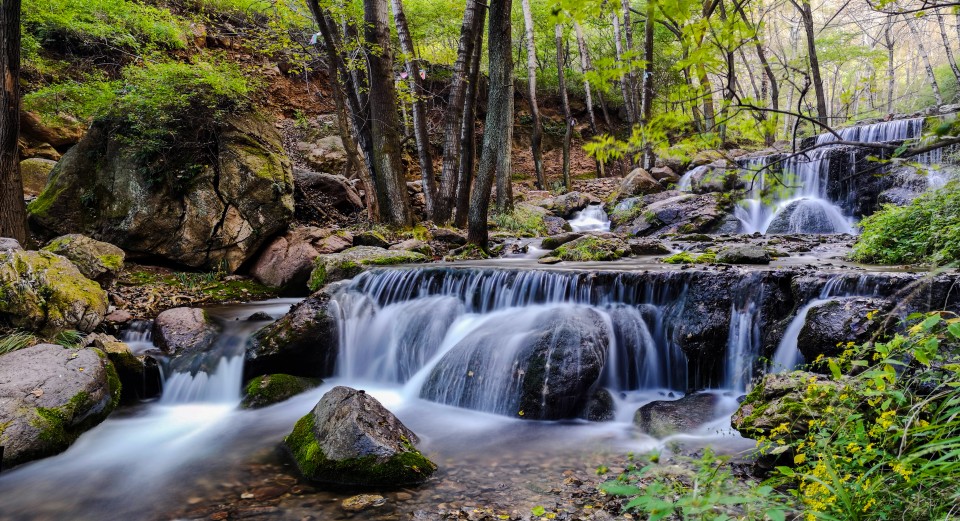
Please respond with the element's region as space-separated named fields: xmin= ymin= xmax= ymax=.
xmin=661 ymin=251 xmax=717 ymax=264
xmin=241 ymin=374 xmax=320 ymax=409
xmin=284 ymin=413 xmax=437 ymax=486
xmin=308 ymin=262 xmax=327 ymax=292
xmin=104 ymin=359 xmax=123 ymax=410
xmin=98 ymin=254 xmax=124 ymax=271
xmin=553 ymin=237 xmax=627 ymax=262
xmin=27 ymin=184 xmax=67 ymax=218
xmin=443 ymin=243 xmax=490 ymax=261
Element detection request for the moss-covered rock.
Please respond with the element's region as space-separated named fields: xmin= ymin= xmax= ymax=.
xmin=308 ymin=246 xmax=426 ymax=291
xmin=284 ymin=386 xmax=436 ymax=487
xmin=551 ymin=235 xmax=628 ymax=262
xmin=0 ymin=250 xmax=109 ymax=336
xmin=731 ymin=371 xmax=846 ymax=443
xmin=443 ymin=243 xmax=489 ymax=261
xmin=241 ymin=374 xmax=321 ymax=409
xmin=85 ymin=333 xmax=161 ymax=403
xmin=42 ymin=234 xmax=126 ymax=287
xmin=20 ymin=157 xmax=56 ymax=197
xmin=0 ymin=343 xmax=121 ymax=468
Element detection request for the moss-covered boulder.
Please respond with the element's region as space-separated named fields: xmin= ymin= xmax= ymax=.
xmin=616 ymin=193 xmax=726 ymax=237
xmin=20 ymin=157 xmax=56 ymax=197
xmin=618 ymin=168 xmax=664 ymax=197
xmin=245 ymin=292 xmax=338 ymax=379
xmin=634 ymin=392 xmax=721 ymax=438
xmin=308 ymin=246 xmax=426 ymax=291
xmin=0 ymin=250 xmax=108 ymax=336
xmin=551 ymin=235 xmax=628 ymax=262
xmin=84 ymin=333 xmax=161 ymax=403
xmin=0 ymin=343 xmax=121 ymax=468
xmin=284 ymin=386 xmax=437 ymax=487
xmin=27 ymin=113 xmax=294 ymax=272
xmin=241 ymin=374 xmax=321 ymax=409
xmin=532 ymin=191 xmax=600 ymax=218
xmin=540 ymin=232 xmax=584 ymax=250
xmin=42 ymin=234 xmax=125 ymax=288
xmin=731 ymin=371 xmax=845 ymax=443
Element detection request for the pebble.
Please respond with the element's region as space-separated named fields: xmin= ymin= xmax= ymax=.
xmin=342 ymin=494 xmax=387 ymax=512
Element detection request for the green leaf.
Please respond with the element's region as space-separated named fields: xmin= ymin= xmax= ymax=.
xmin=776 ymin=466 xmax=796 ymax=477
xmin=531 ymin=506 xmax=545 ymax=516
xmin=829 ymin=359 xmax=842 ymax=380
xmin=599 ymin=484 xmax=641 ymax=496
xmin=766 ymin=510 xmax=787 ymax=521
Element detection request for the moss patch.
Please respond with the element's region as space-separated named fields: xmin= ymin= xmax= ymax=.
xmin=553 ymin=236 xmax=627 ymax=262
xmin=241 ymin=374 xmax=320 ymax=409
xmin=661 ymin=251 xmax=717 ymax=264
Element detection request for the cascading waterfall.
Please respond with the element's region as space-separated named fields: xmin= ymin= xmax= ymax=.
xmin=568 ymin=204 xmax=611 ymax=232
xmin=723 ymin=275 xmax=765 ymax=392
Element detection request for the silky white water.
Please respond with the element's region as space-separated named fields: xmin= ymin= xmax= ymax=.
xmin=568 ymin=204 xmax=611 ymax=232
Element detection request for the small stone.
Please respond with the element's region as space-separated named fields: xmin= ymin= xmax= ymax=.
xmin=342 ymin=494 xmax=387 ymax=512
xmin=209 ymin=512 xmax=229 ymax=521
xmin=395 ymin=492 xmax=413 ymax=501
xmin=240 ymin=492 xmax=255 ymax=500
xmin=252 ymin=485 xmax=288 ymax=501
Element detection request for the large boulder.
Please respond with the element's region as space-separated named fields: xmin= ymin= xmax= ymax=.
xmin=245 ymin=292 xmax=338 ymax=378
xmin=297 ymin=135 xmax=349 ymax=173
xmin=251 ymin=227 xmax=353 ymax=295
xmin=766 ymin=199 xmax=851 ymax=235
xmin=284 ymin=386 xmax=437 ymax=487
xmin=152 ymin=307 xmax=220 ymax=356
xmin=619 ymin=193 xmax=726 ymax=237
xmin=420 ymin=306 xmax=609 ymax=420
xmin=533 ymin=191 xmax=600 ymax=218
xmin=732 ymin=371 xmax=845 ymax=443
xmin=797 ymin=297 xmax=891 ymax=362
xmin=634 ymin=392 xmax=722 ymax=438
xmin=0 ymin=343 xmax=121 ymax=468
xmin=0 ymin=237 xmax=23 ymax=252
xmin=716 ymin=245 xmax=771 ymax=265
xmin=550 ymin=235 xmax=629 ymax=262
xmin=20 ymin=158 xmax=56 ymax=197
xmin=41 ymin=234 xmax=125 ymax=288
xmin=308 ymin=246 xmax=426 ymax=291
xmin=293 ymin=169 xmax=364 ymax=214
xmin=619 ymin=168 xmax=663 ymax=197
xmin=28 ymin=113 xmax=295 ymax=272
xmin=0 ymin=250 xmax=108 ymax=336
xmin=85 ymin=333 xmax=161 ymax=403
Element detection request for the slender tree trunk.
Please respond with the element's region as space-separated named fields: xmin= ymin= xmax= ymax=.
xmin=941 ymin=12 xmax=960 ymax=86
xmin=0 ymin=0 xmax=25 ymax=244
xmin=612 ymin=12 xmax=636 ymax=124
xmin=885 ymin=15 xmax=895 ymax=114
xmin=640 ymin=1 xmax=654 ymax=168
xmin=903 ymin=13 xmax=943 ymax=106
xmin=754 ymin=42 xmax=779 ymax=145
xmin=329 ymin=56 xmax=377 ymax=219
xmin=455 ymin=3 xmax=486 ymax=228
xmin=519 ymin=0 xmax=546 ymax=190
xmin=468 ymin=0 xmax=513 ymax=247
xmin=574 ymin=21 xmax=602 ymax=178
xmin=435 ymin=0 xmax=483 ymax=223
xmin=556 ymin=23 xmax=573 ymax=192
xmin=364 ymin=0 xmax=412 ymax=226
xmin=621 ymin=0 xmax=640 ymax=118
xmin=794 ymin=0 xmax=828 ymax=126
xmin=390 ymin=0 xmax=435 ymax=219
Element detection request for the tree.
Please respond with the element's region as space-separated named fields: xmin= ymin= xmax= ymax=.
xmin=468 ymin=0 xmax=513 ymax=247
xmin=791 ymin=0 xmax=829 ymax=126
xmin=0 ymin=0 xmax=26 ymax=244
xmin=639 ymin=0 xmax=654 ymax=168
xmin=520 ymin=0 xmax=546 ymax=190
xmin=902 ymin=12 xmax=943 ymax=106
xmin=556 ymin=22 xmax=573 ymax=191
xmin=455 ymin=2 xmax=486 ymax=228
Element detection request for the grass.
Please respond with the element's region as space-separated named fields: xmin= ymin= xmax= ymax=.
xmin=491 ymin=206 xmax=548 ymax=237
xmin=0 ymin=331 xmax=39 ymax=356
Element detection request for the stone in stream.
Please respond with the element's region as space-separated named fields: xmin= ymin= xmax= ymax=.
xmin=307 ymin=246 xmax=426 ymax=291
xmin=618 ymin=168 xmax=663 ymax=197
xmin=765 ymin=199 xmax=849 ymax=235
xmin=41 ymin=234 xmax=125 ymax=288
xmin=152 ymin=307 xmax=221 ymax=356
xmin=85 ymin=333 xmax=162 ymax=403
xmin=715 ymin=245 xmax=771 ymax=265
xmin=551 ymin=235 xmax=628 ymax=262
xmin=240 ymin=374 xmax=321 ymax=409
xmin=284 ymin=386 xmax=437 ymax=487
xmin=543 ymin=215 xmax=572 ymax=235
xmin=633 ymin=392 xmax=721 ymax=438
xmin=618 ymin=192 xmax=726 ymax=237
xmin=797 ymin=297 xmax=892 ymax=363
xmin=341 ymin=494 xmax=387 ymax=512
xmin=250 ymin=226 xmax=353 ymax=295
xmin=532 ymin=191 xmax=599 ymax=218
xmin=0 ymin=343 xmax=121 ymax=468
xmin=245 ymin=291 xmax=338 ymax=379
xmin=540 ymin=232 xmax=583 ymax=250
xmin=0 ymin=249 xmax=108 ymax=336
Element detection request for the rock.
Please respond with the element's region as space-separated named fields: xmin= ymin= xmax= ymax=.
xmin=104 ymin=309 xmax=133 ymax=325
xmin=691 ymin=149 xmax=724 ymax=166
xmin=766 ymin=199 xmax=850 ymax=235
xmin=85 ymin=333 xmax=161 ymax=403
xmin=390 ymin=239 xmax=433 ymax=256
xmin=534 ymin=191 xmax=600 ymax=218
xmin=0 ymin=250 xmax=108 ymax=336
xmin=284 ymin=386 xmax=437 ymax=486
xmin=20 ymin=111 xmax=84 ymax=149
xmin=552 ymin=235 xmax=628 ymax=262
xmin=251 ymin=227 xmax=353 ymax=295
xmin=297 ymin=135 xmax=348 ymax=173
xmin=619 ymin=193 xmax=725 ymax=237
xmin=714 ymin=214 xmax=743 ymax=234
xmin=308 ymin=246 xmax=426 ymax=291
xmin=619 ymin=168 xmax=663 ymax=197
xmin=444 ymin=243 xmax=490 ymax=261
xmin=421 ymin=307 xmax=609 ymax=420
xmin=293 ymin=169 xmax=364 ymax=214
xmin=152 ymin=307 xmax=220 ymax=356
xmin=649 ymin=166 xmax=678 ymax=183
xmin=634 ymin=392 xmax=721 ymax=438
xmin=797 ymin=297 xmax=891 ymax=362
xmin=543 ymin=215 xmax=571 ymax=235
xmin=0 ymin=343 xmax=121 ymax=468
xmin=732 ymin=371 xmax=845 ymax=442
xmin=540 ymin=232 xmax=584 ymax=250
xmin=353 ymin=230 xmax=391 ymax=248
xmin=20 ymin=158 xmax=56 ymax=196
xmin=627 ymin=238 xmax=671 ymax=255
xmin=609 ymin=197 xmax=643 ymax=228
xmin=688 ymin=161 xmax=740 ymax=193
xmin=245 ymin=292 xmax=338 ymax=378
xmin=0 ymin=237 xmax=22 ymax=252
xmin=241 ymin=374 xmax=321 ymax=409
xmin=581 ymin=388 xmax=615 ymax=422
xmin=28 ymin=113 xmax=294 ymax=272
xmin=716 ymin=245 xmax=771 ymax=265
xmin=431 ymin=228 xmax=466 ymax=246
xmin=41 ymin=234 xmax=125 ymax=288
xmin=342 ymin=494 xmax=387 ymax=513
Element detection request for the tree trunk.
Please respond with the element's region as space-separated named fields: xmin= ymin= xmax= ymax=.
xmin=640 ymin=1 xmax=655 ymax=169
xmin=364 ymin=0 xmax=412 ymax=226
xmin=0 ymin=0 xmax=26 ymax=244
xmin=520 ymin=0 xmax=545 ymax=190
xmin=612 ymin=12 xmax=636 ymax=124
xmin=454 ymin=2 xmax=486 ymax=228
xmin=937 ymin=12 xmax=960 ymax=88
xmin=329 ymin=54 xmax=377 ymax=220
xmin=794 ymin=0 xmax=828 ymax=126
xmin=885 ymin=15 xmax=895 ymax=114
xmin=468 ymin=0 xmax=513 ymax=247
xmin=435 ymin=0 xmax=483 ymax=223
xmin=903 ymin=13 xmax=943 ymax=106
xmin=574 ymin=21 xmax=601 ymax=177
xmin=390 ymin=0 xmax=435 ymax=219
xmin=621 ymin=0 xmax=640 ymax=120
xmin=556 ymin=23 xmax=573 ymax=192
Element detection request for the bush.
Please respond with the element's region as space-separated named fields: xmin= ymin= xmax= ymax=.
xmin=851 ymin=180 xmax=960 ymax=265
xmin=23 ymin=77 xmax=119 ymax=128
xmin=491 ymin=206 xmax=548 ymax=237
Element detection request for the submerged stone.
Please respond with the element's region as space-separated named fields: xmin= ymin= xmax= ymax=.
xmin=284 ymin=386 xmax=436 ymax=487
xmin=634 ymin=392 xmax=721 ymax=438
xmin=241 ymin=374 xmax=321 ymax=409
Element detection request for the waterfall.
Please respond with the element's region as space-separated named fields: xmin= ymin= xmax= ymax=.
xmin=723 ymin=276 xmax=764 ymax=391
xmin=568 ymin=204 xmax=611 ymax=232
xmin=677 ymin=165 xmax=709 ymax=192
xmin=119 ymin=320 xmax=154 ymax=355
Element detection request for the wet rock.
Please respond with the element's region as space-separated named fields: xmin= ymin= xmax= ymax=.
xmin=552 ymin=235 xmax=628 ymax=262
xmin=421 ymin=307 xmax=609 ymax=420
xmin=543 ymin=215 xmax=572 ymax=236
xmin=84 ymin=333 xmax=161 ymax=403
xmin=634 ymin=392 xmax=721 ymax=438
xmin=581 ymin=388 xmax=615 ymax=422
xmin=241 ymin=374 xmax=321 ymax=409
xmin=540 ymin=232 xmax=584 ymax=250
xmin=445 ymin=243 xmax=490 ymax=261
xmin=354 ymin=230 xmax=391 ymax=248
xmin=732 ymin=371 xmax=845 ymax=443
xmin=152 ymin=307 xmax=220 ymax=357
xmin=28 ymin=113 xmax=294 ymax=272
xmin=251 ymin=227 xmax=353 ymax=295
xmin=0 ymin=250 xmax=108 ymax=336
xmin=713 ymin=214 xmax=743 ymax=234
xmin=797 ymin=297 xmax=891 ymax=362
xmin=308 ymin=246 xmax=426 ymax=291
xmin=0 ymin=237 xmax=23 ymax=252
xmin=20 ymin=157 xmax=56 ymax=197
xmin=689 ymin=160 xmax=740 ymax=194
xmin=618 ymin=168 xmax=663 ymax=197
xmin=627 ymin=238 xmax=671 ymax=255
xmin=342 ymin=494 xmax=387 ymax=512
xmin=534 ymin=191 xmax=600 ymax=218
xmin=284 ymin=386 xmax=437 ymax=487
xmin=245 ymin=292 xmax=338 ymax=378
xmin=390 ymin=239 xmax=434 ymax=257
xmin=0 ymin=343 xmax=121 ymax=468
xmin=620 ymin=193 xmax=725 ymax=237
xmin=41 ymin=234 xmax=125 ymax=288
xmin=293 ymin=169 xmax=364 ymax=214
xmin=608 ymin=197 xmax=643 ymax=229
xmin=765 ymin=199 xmax=849 ymax=235
xmin=715 ymin=245 xmax=771 ymax=265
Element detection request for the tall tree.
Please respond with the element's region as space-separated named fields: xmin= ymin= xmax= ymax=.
xmin=791 ymin=0 xmax=829 ymax=126
xmin=574 ymin=20 xmax=602 ymax=177
xmin=468 ymin=0 xmax=513 ymax=247
xmin=611 ymin=12 xmax=636 ymax=124
xmin=884 ymin=14 xmax=895 ymax=114
xmin=435 ymin=0 xmax=484 ymax=223
xmin=520 ymin=0 xmax=546 ymax=190
xmin=390 ymin=0 xmax=435 ymax=219
xmin=935 ymin=11 xmax=960 ymax=86
xmin=621 ymin=0 xmax=640 ymax=119
xmin=0 ymin=0 xmax=26 ymax=244
xmin=556 ymin=23 xmax=573 ymax=192
xmin=902 ymin=12 xmax=943 ymax=106
xmin=455 ymin=3 xmax=487 ymax=228
xmin=640 ymin=0 xmax=654 ymax=168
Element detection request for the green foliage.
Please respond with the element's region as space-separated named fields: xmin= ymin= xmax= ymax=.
xmin=661 ymin=251 xmax=716 ymax=264
xmin=53 ymin=330 xmax=84 ymax=349
xmin=22 ymin=77 xmax=119 ymax=129
xmin=0 ymin=331 xmax=39 ymax=356
xmin=851 ymin=180 xmax=960 ymax=265
xmin=491 ymin=206 xmax=548 ymax=237
xmin=552 ymin=236 xmax=627 ymax=261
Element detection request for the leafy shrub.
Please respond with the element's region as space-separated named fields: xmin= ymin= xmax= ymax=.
xmin=491 ymin=206 xmax=548 ymax=237
xmin=23 ymin=77 xmax=119 ymax=128
xmin=851 ymin=180 xmax=960 ymax=265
